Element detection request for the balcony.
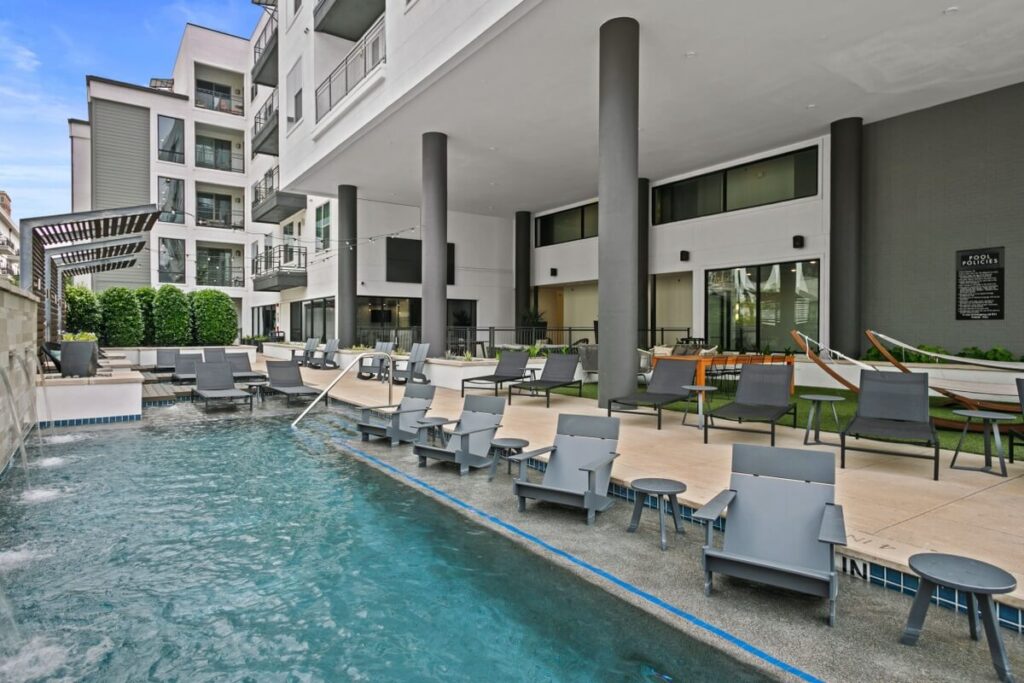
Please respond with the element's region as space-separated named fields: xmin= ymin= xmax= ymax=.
xmin=251 ymin=167 xmax=306 ymax=223
xmin=314 ymin=0 xmax=384 ymax=40
xmin=195 ymin=146 xmax=245 ymax=173
xmin=195 ymin=85 xmax=244 ymax=116
xmin=252 ymin=90 xmax=279 ymax=156
xmin=196 ymin=206 xmax=245 ymax=230
xmin=252 ymin=13 xmax=279 ymax=87
xmin=252 ymin=245 xmax=307 ymax=291
xmin=315 ymin=13 xmax=385 ymax=122
xmin=0 ymin=236 xmax=16 ymax=256
xmin=196 ymin=264 xmax=246 ymax=288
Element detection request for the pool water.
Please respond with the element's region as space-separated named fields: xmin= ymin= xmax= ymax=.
xmin=0 ymin=415 xmax=765 ymax=681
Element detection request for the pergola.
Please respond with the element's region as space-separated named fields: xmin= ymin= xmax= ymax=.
xmin=18 ymin=205 xmax=160 ymax=341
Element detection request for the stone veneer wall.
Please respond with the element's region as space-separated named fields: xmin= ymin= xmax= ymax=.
xmin=0 ymin=278 xmax=38 ymax=475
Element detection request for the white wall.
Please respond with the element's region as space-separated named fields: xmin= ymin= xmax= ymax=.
xmin=69 ymin=121 xmax=92 ymax=212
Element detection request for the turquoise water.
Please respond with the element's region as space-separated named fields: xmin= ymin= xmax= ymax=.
xmin=0 ymin=415 xmax=765 ymax=681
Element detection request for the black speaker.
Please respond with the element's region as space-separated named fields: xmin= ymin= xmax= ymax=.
xmin=679 ymin=250 xmax=690 ymax=262
xmin=550 ymin=268 xmax=558 ymax=277
xmin=792 ymin=235 xmax=805 ymax=249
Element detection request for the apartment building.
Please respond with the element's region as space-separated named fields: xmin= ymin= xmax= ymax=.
xmin=0 ymin=191 xmax=18 ymax=283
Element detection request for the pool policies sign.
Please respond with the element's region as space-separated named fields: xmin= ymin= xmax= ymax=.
xmin=956 ymin=247 xmax=1004 ymax=320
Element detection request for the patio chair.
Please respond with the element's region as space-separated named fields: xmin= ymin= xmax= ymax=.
xmin=412 ymin=395 xmax=505 ymax=476
xmin=226 ymin=352 xmax=265 ymax=381
xmin=39 ymin=344 xmax=61 ymax=374
xmin=508 ymin=353 xmax=582 ymax=408
xmin=357 ymin=341 xmax=395 ymax=380
xmin=358 ymin=383 xmax=437 ymax=446
xmin=840 ymin=370 xmax=940 ymax=480
xmin=510 ymin=414 xmax=619 ymax=525
xmin=203 ymin=347 xmax=227 ymax=363
xmin=578 ymin=344 xmax=599 ymax=382
xmin=171 ymin=353 xmax=203 ymax=384
xmin=291 ymin=337 xmax=318 ymax=366
xmin=704 ymin=364 xmax=796 ymax=446
xmin=461 ymin=351 xmax=529 ymax=397
xmin=264 ymin=360 xmax=321 ymax=406
xmin=391 ymin=342 xmax=430 ymax=384
xmin=154 ymin=348 xmax=178 ymax=373
xmin=1008 ymin=378 xmax=1023 ymax=462
xmin=694 ymin=444 xmax=847 ymax=626
xmin=309 ymin=338 xmax=340 ymax=369
xmin=608 ymin=359 xmax=696 ymax=429
xmin=192 ymin=362 xmax=253 ymax=411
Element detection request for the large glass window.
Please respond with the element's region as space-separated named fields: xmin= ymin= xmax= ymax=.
xmin=535 ymin=202 xmax=598 ymax=247
xmin=653 ymin=147 xmax=818 ymax=225
xmin=251 ymin=305 xmax=277 ymax=337
xmin=158 ymin=177 xmax=184 ymax=223
xmin=705 ymin=259 xmax=820 ymax=352
xmin=195 ymin=135 xmax=236 ymax=172
xmin=195 ymin=246 xmax=240 ymax=287
xmin=158 ymin=237 xmax=186 ymax=283
xmin=196 ymin=191 xmax=238 ymax=229
xmin=157 ymin=116 xmax=184 ymax=163
xmin=315 ymin=203 xmax=330 ymax=252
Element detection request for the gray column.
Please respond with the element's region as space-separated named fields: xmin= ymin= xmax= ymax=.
xmin=830 ymin=117 xmax=863 ymax=357
xmin=19 ymin=220 xmax=32 ymax=292
xmin=337 ymin=184 xmax=357 ymax=348
xmin=514 ymin=211 xmax=531 ymax=326
xmin=637 ymin=177 xmax=650 ymax=348
xmin=597 ymin=17 xmax=640 ymax=407
xmin=421 ymin=132 xmax=448 ymax=357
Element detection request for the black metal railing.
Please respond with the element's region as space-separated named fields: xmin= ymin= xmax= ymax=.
xmin=196 ymin=206 xmax=245 ymax=230
xmin=252 ymin=166 xmax=280 ymax=206
xmin=253 ymin=12 xmax=279 ymax=63
xmin=252 ymin=244 xmax=307 ymax=276
xmin=0 ymin=236 xmax=16 ymax=253
xmin=195 ymin=147 xmax=245 ymax=173
xmin=195 ymin=86 xmax=244 ymax=116
xmin=196 ymin=264 xmax=245 ymax=288
xmin=315 ymin=13 xmax=385 ymax=121
xmin=253 ymin=89 xmax=279 ymax=138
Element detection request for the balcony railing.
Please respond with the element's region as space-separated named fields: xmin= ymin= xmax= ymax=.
xmin=196 ymin=206 xmax=245 ymax=230
xmin=252 ymin=167 xmax=280 ymax=206
xmin=1 ymin=262 xmax=19 ymax=278
xmin=195 ymin=86 xmax=244 ymax=115
xmin=252 ymin=244 xmax=307 ymax=277
xmin=195 ymin=147 xmax=245 ymax=173
xmin=158 ymin=268 xmax=186 ymax=284
xmin=196 ymin=264 xmax=246 ymax=288
xmin=0 ymin=236 xmax=17 ymax=255
xmin=254 ymin=12 xmax=279 ymax=64
xmin=315 ymin=13 xmax=385 ymax=122
xmin=253 ymin=89 xmax=279 ymax=138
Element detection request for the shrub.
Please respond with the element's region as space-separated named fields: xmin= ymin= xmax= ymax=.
xmin=191 ymin=289 xmax=238 ymax=345
xmin=64 ymin=284 xmax=101 ymax=335
xmin=134 ymin=286 xmax=157 ymax=345
xmin=984 ymin=346 xmax=1015 ymax=362
xmin=61 ymin=331 xmax=97 ymax=342
xmin=153 ymin=285 xmax=191 ymax=345
xmin=98 ymin=287 xmax=143 ymax=346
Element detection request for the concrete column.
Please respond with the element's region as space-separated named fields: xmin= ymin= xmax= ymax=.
xmin=637 ymin=177 xmax=650 ymax=348
xmin=597 ymin=17 xmax=640 ymax=407
xmin=830 ymin=118 xmax=863 ymax=356
xmin=337 ymin=184 xmax=358 ymax=348
xmin=421 ymin=132 xmax=448 ymax=357
xmin=18 ymin=220 xmax=32 ymax=292
xmin=514 ymin=211 xmax=531 ymax=326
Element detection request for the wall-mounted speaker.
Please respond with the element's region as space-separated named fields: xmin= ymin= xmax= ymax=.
xmin=679 ymin=250 xmax=690 ymax=262
xmin=792 ymin=235 xmax=805 ymax=249
xmin=549 ymin=268 xmax=558 ymax=277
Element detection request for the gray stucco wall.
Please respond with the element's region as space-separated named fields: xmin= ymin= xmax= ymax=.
xmin=862 ymin=81 xmax=1024 ymax=357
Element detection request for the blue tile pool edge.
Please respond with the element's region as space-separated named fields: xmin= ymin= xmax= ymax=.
xmin=37 ymin=414 xmax=142 ymax=429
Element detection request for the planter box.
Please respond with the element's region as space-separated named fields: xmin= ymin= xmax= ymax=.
xmin=61 ymin=341 xmax=99 ymax=378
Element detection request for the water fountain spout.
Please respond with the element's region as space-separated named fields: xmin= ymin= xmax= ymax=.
xmin=0 ymin=365 xmax=31 ymax=488
xmin=13 ymin=352 xmax=49 ymax=465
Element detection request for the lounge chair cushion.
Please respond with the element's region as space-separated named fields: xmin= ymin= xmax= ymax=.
xmin=844 ymin=415 xmax=934 ymax=442
xmin=196 ymin=388 xmax=249 ymax=400
xmin=611 ymin=392 xmax=686 ymax=408
xmin=713 ymin=402 xmax=792 ymax=423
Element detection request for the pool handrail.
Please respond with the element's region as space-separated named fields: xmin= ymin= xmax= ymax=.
xmin=291 ymin=351 xmax=394 ymax=429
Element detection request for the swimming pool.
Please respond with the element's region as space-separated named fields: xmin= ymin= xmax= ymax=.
xmin=0 ymin=414 xmax=767 ymax=681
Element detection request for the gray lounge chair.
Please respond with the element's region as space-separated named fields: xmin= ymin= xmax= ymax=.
xmin=508 ymin=353 xmax=582 ymax=407
xmin=694 ymin=444 xmax=847 ymax=626
xmin=292 ymin=337 xmax=318 ymax=366
xmin=203 ymin=347 xmax=227 ymax=363
xmin=840 ymin=370 xmax=940 ymax=480
xmin=608 ymin=359 xmax=696 ymax=429
xmin=1008 ymin=378 xmax=1023 ymax=462
xmin=226 ymin=352 xmax=265 ymax=381
xmin=510 ymin=414 xmax=619 ymax=524
xmin=391 ymin=342 xmax=430 ymax=384
xmin=358 ymin=341 xmax=395 ymax=380
xmin=462 ymin=351 xmax=529 ymax=397
xmin=358 ymin=384 xmax=437 ymax=446
xmin=154 ymin=348 xmax=178 ymax=373
xmin=265 ymin=360 xmax=321 ymax=406
xmin=309 ymin=338 xmax=340 ymax=369
xmin=192 ymin=361 xmax=253 ymax=411
xmin=704 ymin=364 xmax=797 ymax=446
xmin=171 ymin=353 xmax=203 ymax=384
xmin=413 ymin=395 xmax=505 ymax=476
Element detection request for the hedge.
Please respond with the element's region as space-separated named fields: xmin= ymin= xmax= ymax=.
xmin=192 ymin=289 xmax=238 ymax=345
xmin=64 ymin=284 xmax=102 ymax=335
xmin=98 ymin=287 xmax=144 ymax=346
xmin=153 ymin=285 xmax=191 ymax=345
xmin=134 ymin=286 xmax=157 ymax=346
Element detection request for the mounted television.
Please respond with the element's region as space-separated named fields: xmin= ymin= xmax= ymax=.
xmin=386 ymin=237 xmax=455 ymax=285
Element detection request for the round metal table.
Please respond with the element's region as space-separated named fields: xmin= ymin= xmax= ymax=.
xmin=900 ymin=552 xmax=1016 ymax=682
xmin=799 ymin=394 xmax=844 ymax=445
xmin=950 ymin=409 xmax=1017 ymax=477
xmin=490 ymin=437 xmax=529 ymax=481
xmin=682 ymin=385 xmax=717 ymax=430
xmin=627 ymin=478 xmax=687 ymax=550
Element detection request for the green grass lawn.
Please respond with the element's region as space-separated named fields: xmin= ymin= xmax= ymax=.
xmin=550 ymin=382 xmax=1022 ymax=457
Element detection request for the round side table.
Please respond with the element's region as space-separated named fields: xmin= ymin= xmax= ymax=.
xmin=682 ymin=385 xmax=717 ymax=430
xmin=799 ymin=394 xmax=844 ymax=445
xmin=950 ymin=409 xmax=1016 ymax=477
xmin=490 ymin=437 xmax=530 ymax=481
xmin=627 ymin=478 xmax=688 ymax=550
xmin=417 ymin=416 xmax=450 ymax=446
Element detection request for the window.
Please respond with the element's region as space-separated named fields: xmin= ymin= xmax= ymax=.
xmin=158 ymin=177 xmax=184 ymax=223
xmin=196 ymin=191 xmax=238 ymax=229
xmin=653 ymin=147 xmax=818 ymax=225
xmin=286 ymin=59 xmax=303 ymax=126
xmin=195 ymin=135 xmax=239 ymax=172
xmin=157 ymin=116 xmax=184 ymax=163
xmin=195 ymin=246 xmax=239 ymax=287
xmin=195 ymin=79 xmax=240 ymax=115
xmin=283 ymin=222 xmax=296 ymax=262
xmin=158 ymin=237 xmax=186 ymax=283
xmin=315 ymin=203 xmax=330 ymax=251
xmin=385 ymin=237 xmax=455 ymax=284
xmin=290 ymin=297 xmax=335 ymax=343
xmin=293 ymin=0 xmax=302 ymax=12
xmin=535 ymin=202 xmax=598 ymax=247
xmin=705 ymin=259 xmax=820 ymax=352
xmin=251 ymin=305 xmax=277 ymax=337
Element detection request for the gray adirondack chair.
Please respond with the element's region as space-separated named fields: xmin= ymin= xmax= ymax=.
xmin=193 ymin=362 xmax=253 ymax=411
xmin=391 ymin=342 xmax=430 ymax=384
xmin=154 ymin=348 xmax=178 ymax=372
xmin=511 ymin=414 xmax=619 ymax=524
xmin=171 ymin=352 xmax=203 ymax=384
xmin=358 ymin=341 xmax=395 ymax=380
xmin=203 ymin=347 xmax=227 ymax=363
xmin=226 ymin=352 xmax=265 ymax=381
xmin=705 ymin=364 xmax=797 ymax=445
xmin=265 ymin=360 xmax=321 ymax=405
xmin=462 ymin=351 xmax=529 ymax=396
xmin=508 ymin=353 xmax=582 ymax=407
xmin=309 ymin=338 xmax=340 ymax=369
xmin=694 ymin=444 xmax=847 ymax=625
xmin=413 ymin=395 xmax=505 ymax=475
xmin=841 ymin=370 xmax=939 ymax=480
xmin=358 ymin=383 xmax=437 ymax=446
xmin=608 ymin=359 xmax=696 ymax=429
xmin=291 ymin=337 xmax=318 ymax=365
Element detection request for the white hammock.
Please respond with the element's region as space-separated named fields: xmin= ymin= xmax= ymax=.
xmin=870 ymin=331 xmax=1024 ymax=372
xmin=796 ymin=333 xmax=875 ymax=371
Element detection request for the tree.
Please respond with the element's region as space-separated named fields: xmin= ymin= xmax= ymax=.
xmin=191 ymin=289 xmax=238 ymax=345
xmin=153 ymin=285 xmax=191 ymax=345
xmin=134 ymin=286 xmax=157 ymax=345
xmin=98 ymin=287 xmax=144 ymax=346
xmin=64 ymin=284 xmax=102 ymax=334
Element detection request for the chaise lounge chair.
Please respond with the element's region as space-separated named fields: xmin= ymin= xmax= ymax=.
xmin=507 ymin=353 xmax=582 ymax=407
xmin=292 ymin=337 xmax=318 ymax=366
xmin=510 ymin=414 xmax=619 ymax=524
xmin=226 ymin=352 xmax=266 ymax=381
xmin=413 ymin=395 xmax=505 ymax=476
xmin=840 ymin=370 xmax=940 ymax=480
xmin=704 ymin=364 xmax=797 ymax=446
xmin=391 ymin=342 xmax=430 ymax=384
xmin=608 ymin=359 xmax=696 ymax=429
xmin=154 ymin=348 xmax=178 ymax=373
xmin=1008 ymin=378 xmax=1023 ymax=462
xmin=264 ymin=360 xmax=321 ymax=406
xmin=358 ymin=383 xmax=437 ymax=446
xmin=461 ymin=351 xmax=529 ymax=397
xmin=694 ymin=444 xmax=847 ymax=625
xmin=192 ymin=361 xmax=253 ymax=411
xmin=308 ymin=338 xmax=339 ymax=369
xmin=203 ymin=347 xmax=227 ymax=363
xmin=171 ymin=353 xmax=203 ymax=384
xmin=358 ymin=341 xmax=395 ymax=380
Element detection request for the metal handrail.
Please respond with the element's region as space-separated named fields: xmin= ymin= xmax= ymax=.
xmin=314 ymin=13 xmax=385 ymax=121
xmin=291 ymin=351 xmax=393 ymax=429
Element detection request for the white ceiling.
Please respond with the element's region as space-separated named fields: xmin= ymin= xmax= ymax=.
xmin=293 ymin=0 xmax=1024 ymax=217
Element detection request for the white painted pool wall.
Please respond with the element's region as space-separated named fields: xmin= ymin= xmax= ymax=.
xmin=35 ymin=374 xmax=144 ymax=426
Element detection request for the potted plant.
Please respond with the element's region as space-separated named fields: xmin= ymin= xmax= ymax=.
xmin=518 ymin=308 xmax=547 ymax=345
xmin=60 ymin=332 xmax=99 ymax=378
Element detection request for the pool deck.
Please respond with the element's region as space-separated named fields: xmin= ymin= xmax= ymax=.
xmin=275 ymin=360 xmax=1024 ymax=615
